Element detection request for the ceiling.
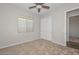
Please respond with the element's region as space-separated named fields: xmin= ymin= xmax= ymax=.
xmin=10 ymin=3 xmax=66 ymax=14
xmin=9 ymin=3 xmax=79 ymax=16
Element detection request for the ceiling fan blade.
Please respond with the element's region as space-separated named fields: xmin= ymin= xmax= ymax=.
xmin=38 ymin=8 xmax=40 ymax=13
xmin=29 ymin=6 xmax=36 ymax=9
xmin=35 ymin=3 xmax=44 ymax=5
xmin=42 ymin=5 xmax=50 ymax=9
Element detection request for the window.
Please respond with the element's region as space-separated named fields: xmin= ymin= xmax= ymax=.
xmin=18 ymin=17 xmax=33 ymax=33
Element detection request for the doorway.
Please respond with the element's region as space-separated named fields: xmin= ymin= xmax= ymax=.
xmin=66 ymin=9 xmax=79 ymax=49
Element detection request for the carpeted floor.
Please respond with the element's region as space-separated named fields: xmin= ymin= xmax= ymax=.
xmin=69 ymin=36 xmax=79 ymax=43
xmin=67 ymin=36 xmax=79 ymax=49
xmin=0 ymin=39 xmax=79 ymax=55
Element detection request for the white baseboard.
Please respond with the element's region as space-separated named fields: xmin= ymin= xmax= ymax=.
xmin=0 ymin=39 xmax=37 ymax=49
xmin=50 ymin=40 xmax=66 ymax=46
xmin=0 ymin=39 xmax=66 ymax=49
xmin=44 ymin=39 xmax=66 ymax=46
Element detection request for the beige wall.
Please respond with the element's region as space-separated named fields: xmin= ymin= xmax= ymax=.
xmin=50 ymin=4 xmax=79 ymax=46
xmin=0 ymin=4 xmax=40 ymax=48
xmin=40 ymin=4 xmax=79 ymax=46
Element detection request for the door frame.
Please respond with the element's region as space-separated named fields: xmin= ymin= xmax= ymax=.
xmin=65 ymin=7 xmax=79 ymax=46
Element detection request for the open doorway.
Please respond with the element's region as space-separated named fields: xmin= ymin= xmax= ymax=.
xmin=66 ymin=9 xmax=79 ymax=49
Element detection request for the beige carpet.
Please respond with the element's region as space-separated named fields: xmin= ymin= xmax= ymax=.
xmin=0 ymin=39 xmax=79 ymax=55
xmin=69 ymin=36 xmax=79 ymax=43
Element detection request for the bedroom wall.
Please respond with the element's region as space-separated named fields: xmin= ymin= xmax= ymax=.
xmin=0 ymin=4 xmax=40 ymax=48
xmin=53 ymin=3 xmax=79 ymax=46
xmin=40 ymin=3 xmax=79 ymax=46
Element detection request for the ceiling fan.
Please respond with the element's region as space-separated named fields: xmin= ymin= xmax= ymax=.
xmin=29 ymin=3 xmax=50 ymax=13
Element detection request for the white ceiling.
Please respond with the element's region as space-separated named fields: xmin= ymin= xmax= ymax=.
xmin=10 ymin=3 xmax=65 ymax=14
xmin=8 ymin=3 xmax=79 ymax=15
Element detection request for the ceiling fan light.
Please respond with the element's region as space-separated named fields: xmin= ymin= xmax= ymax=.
xmin=36 ymin=5 xmax=41 ymax=8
